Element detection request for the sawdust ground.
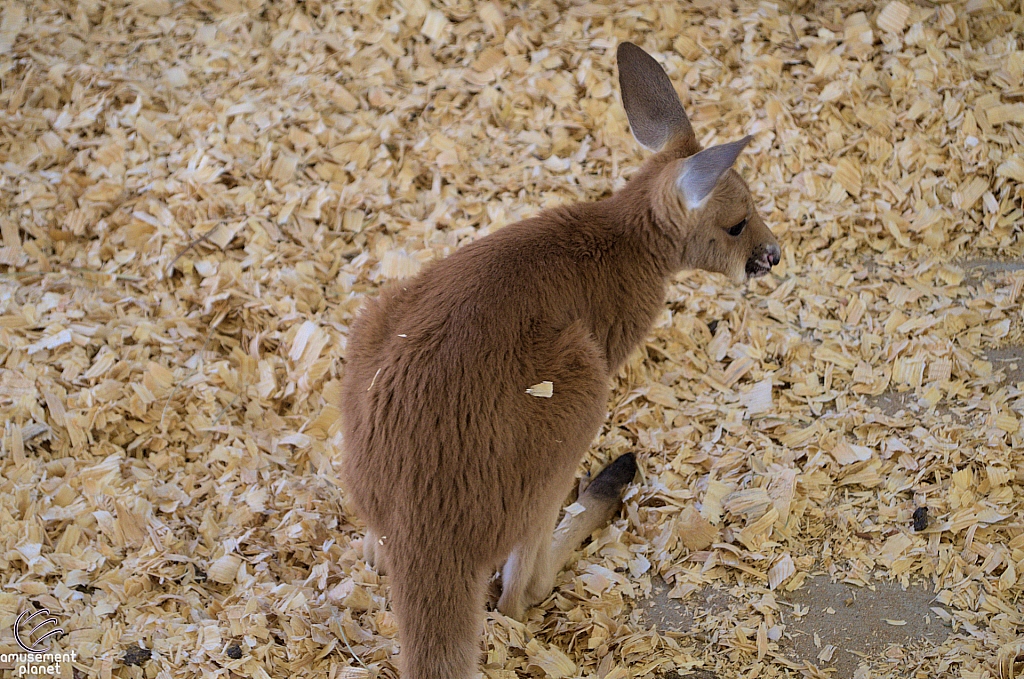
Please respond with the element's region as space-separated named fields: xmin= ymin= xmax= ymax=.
xmin=642 ymin=574 xmax=946 ymax=679
xmin=644 ymin=296 xmax=1024 ymax=678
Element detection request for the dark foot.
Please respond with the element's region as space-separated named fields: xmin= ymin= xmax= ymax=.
xmin=583 ymin=453 xmax=637 ymax=501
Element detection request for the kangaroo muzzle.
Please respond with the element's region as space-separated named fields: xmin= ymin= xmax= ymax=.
xmin=746 ymin=243 xmax=781 ymax=278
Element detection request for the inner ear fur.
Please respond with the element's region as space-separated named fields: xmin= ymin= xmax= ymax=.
xmin=676 ymin=136 xmax=752 ymax=211
xmin=616 ymin=42 xmax=695 ymax=152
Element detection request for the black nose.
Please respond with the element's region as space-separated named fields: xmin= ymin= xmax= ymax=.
xmin=766 ymin=244 xmax=781 ymax=267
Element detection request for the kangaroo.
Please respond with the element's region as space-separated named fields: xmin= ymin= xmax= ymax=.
xmin=339 ymin=42 xmax=780 ymax=679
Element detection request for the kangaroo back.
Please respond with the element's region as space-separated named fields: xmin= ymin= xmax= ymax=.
xmin=339 ymin=42 xmax=779 ymax=679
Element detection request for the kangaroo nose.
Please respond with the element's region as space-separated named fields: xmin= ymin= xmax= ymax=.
xmin=766 ymin=243 xmax=781 ymax=267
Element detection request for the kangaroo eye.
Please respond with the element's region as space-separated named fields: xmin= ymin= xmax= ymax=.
xmin=727 ymin=218 xmax=747 ymax=237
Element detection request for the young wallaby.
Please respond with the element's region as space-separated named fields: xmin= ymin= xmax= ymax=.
xmin=340 ymin=42 xmax=780 ymax=679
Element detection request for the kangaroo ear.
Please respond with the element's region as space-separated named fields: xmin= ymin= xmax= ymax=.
xmin=676 ymin=136 xmax=752 ymax=210
xmin=616 ymin=42 xmax=694 ymax=152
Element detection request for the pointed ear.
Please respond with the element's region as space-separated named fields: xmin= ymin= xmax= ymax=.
xmin=616 ymin=42 xmax=694 ymax=152
xmin=676 ymin=136 xmax=752 ymax=210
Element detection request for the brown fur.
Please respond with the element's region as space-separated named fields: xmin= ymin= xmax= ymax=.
xmin=339 ymin=43 xmax=780 ymax=679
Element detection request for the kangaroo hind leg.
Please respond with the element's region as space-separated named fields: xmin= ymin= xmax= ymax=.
xmin=497 ymin=501 xmax=560 ymax=620
xmin=363 ymin=528 xmax=387 ymax=575
xmin=547 ymin=453 xmax=638 ymax=584
xmin=500 ymin=453 xmax=638 ymax=620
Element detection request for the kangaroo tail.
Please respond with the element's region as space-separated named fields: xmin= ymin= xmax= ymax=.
xmin=388 ymin=547 xmax=488 ymax=679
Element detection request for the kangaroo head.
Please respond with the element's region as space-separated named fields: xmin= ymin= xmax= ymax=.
xmin=617 ymin=42 xmax=780 ymax=284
